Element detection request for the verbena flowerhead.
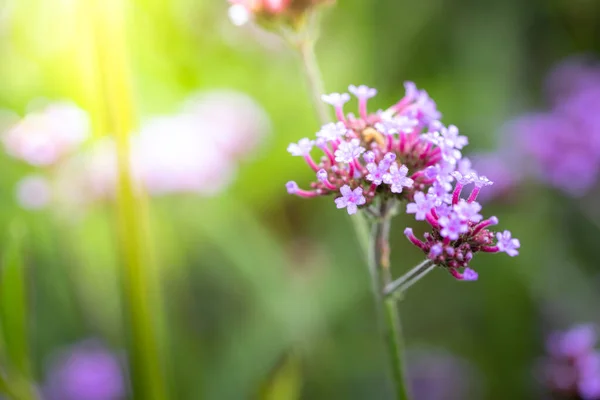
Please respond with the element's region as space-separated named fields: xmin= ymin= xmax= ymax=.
xmin=285 ymin=82 xmax=472 ymax=215
xmin=403 ymin=171 xmax=519 ymax=281
xmin=227 ymin=0 xmax=334 ymax=28
xmin=540 ymin=324 xmax=600 ymax=400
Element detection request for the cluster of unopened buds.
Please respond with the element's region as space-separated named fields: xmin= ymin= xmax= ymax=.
xmin=286 ymin=82 xmax=520 ymax=280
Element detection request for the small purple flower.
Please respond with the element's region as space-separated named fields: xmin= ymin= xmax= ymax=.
xmin=403 ymin=81 xmax=419 ymax=101
xmin=334 ymin=138 xmax=365 ymax=163
xmin=287 ymin=138 xmax=314 ymax=156
xmin=383 ymin=163 xmax=414 ymax=193
xmin=286 ymin=181 xmax=299 ymax=194
xmin=457 ymin=158 xmax=475 ymax=177
xmin=451 ymin=171 xmax=476 ymax=185
xmin=363 ymin=151 xmax=376 ymax=164
xmin=496 ymin=230 xmax=520 ymax=256
xmin=375 ymin=116 xmax=418 ymax=135
xmin=439 ymin=212 xmax=469 ymax=240
xmin=316 ymin=122 xmax=348 ymax=142
xmin=473 ymin=174 xmax=493 ymax=188
xmin=434 ymin=203 xmax=453 ymax=218
xmin=427 ymin=180 xmax=452 ymax=205
xmin=348 ymin=84 xmax=377 ymax=100
xmin=334 ymin=185 xmax=366 ymax=215
xmin=406 ymin=191 xmax=435 ymax=220
xmin=366 ymin=160 xmax=391 ymax=185
xmin=413 ymin=90 xmax=441 ymax=123
xmin=440 ymin=125 xmax=468 ymax=150
xmin=461 ymin=268 xmax=479 ymax=281
xmin=454 ymin=200 xmax=483 ymax=223
xmin=321 ymin=92 xmax=351 ymax=107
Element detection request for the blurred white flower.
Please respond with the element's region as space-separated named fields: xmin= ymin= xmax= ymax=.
xmin=2 ymin=102 xmax=89 ymax=166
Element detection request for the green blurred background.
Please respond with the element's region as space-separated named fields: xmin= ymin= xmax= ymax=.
xmin=0 ymin=0 xmax=599 ymax=399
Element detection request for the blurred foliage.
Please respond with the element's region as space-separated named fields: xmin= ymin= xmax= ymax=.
xmin=0 ymin=0 xmax=599 ymax=399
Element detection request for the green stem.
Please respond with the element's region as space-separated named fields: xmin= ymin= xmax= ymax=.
xmin=384 ymin=260 xmax=436 ymax=298
xmin=297 ymin=39 xmax=331 ymax=126
xmin=368 ymin=202 xmax=410 ymax=400
xmin=89 ymin=0 xmax=168 ymax=398
xmin=293 ymin=37 xmax=371 ymax=259
xmin=291 ymin=30 xmax=409 ymax=398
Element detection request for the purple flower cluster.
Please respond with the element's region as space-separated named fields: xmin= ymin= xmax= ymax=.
xmin=403 ymin=171 xmax=519 ymax=281
xmin=541 ymin=324 xmax=600 ymax=399
xmin=286 ymin=82 xmax=470 ymax=215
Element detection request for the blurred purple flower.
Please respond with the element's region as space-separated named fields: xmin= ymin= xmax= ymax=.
xmin=44 ymin=340 xmax=127 ymax=400
xmin=545 ymin=56 xmax=600 ymax=105
xmin=467 ymin=153 xmax=519 ymax=203
xmin=407 ymin=348 xmax=483 ymax=400
xmin=541 ymin=324 xmax=600 ymax=400
xmin=513 ymin=112 xmax=600 ymax=196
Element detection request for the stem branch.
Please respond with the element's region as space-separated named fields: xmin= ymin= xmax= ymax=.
xmin=384 ymin=260 xmax=436 ymax=298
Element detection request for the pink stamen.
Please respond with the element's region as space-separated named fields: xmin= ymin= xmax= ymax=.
xmin=448 ymin=269 xmax=463 ymax=280
xmin=335 ymin=106 xmax=347 ymax=123
xmin=348 ymin=161 xmax=355 ymax=178
xmin=398 ymin=132 xmax=406 ymax=153
xmin=292 ymin=189 xmax=319 ymax=198
xmin=304 ymin=155 xmax=319 ymax=172
xmin=353 ymin=158 xmax=365 ymax=175
xmin=425 ymin=212 xmax=440 ymax=229
xmin=369 ymin=182 xmax=378 ymax=194
xmin=321 ymin=146 xmax=336 ymax=165
xmin=404 ymin=228 xmax=426 ymax=250
xmin=392 ymin=97 xmax=410 ymax=113
xmin=431 ymin=207 xmax=439 ymax=219
xmin=386 ymin=134 xmax=394 ymax=152
xmin=467 ymin=187 xmax=481 ymax=203
xmin=452 ymin=183 xmax=464 ymax=205
xmin=472 ymin=217 xmax=499 ymax=236
xmin=481 ymin=245 xmax=499 ymax=253
xmin=411 ymin=170 xmax=426 ymax=180
xmin=359 ymin=99 xmax=368 ymax=120
xmin=426 ymin=155 xmax=442 ymax=167
xmin=419 ymin=142 xmax=432 ymax=160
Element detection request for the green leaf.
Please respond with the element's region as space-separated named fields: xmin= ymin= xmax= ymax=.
xmin=0 ymin=221 xmax=30 ymax=378
xmin=259 ymin=352 xmax=303 ymax=400
xmin=0 ymin=220 xmax=37 ymax=399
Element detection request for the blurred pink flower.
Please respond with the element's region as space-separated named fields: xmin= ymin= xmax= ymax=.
xmin=49 ymin=90 xmax=269 ymax=206
xmin=134 ymin=114 xmax=236 ymax=196
xmin=16 ymin=175 xmax=51 ymax=210
xmin=2 ymin=102 xmax=89 ymax=166
xmin=182 ymin=90 xmax=270 ymax=160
